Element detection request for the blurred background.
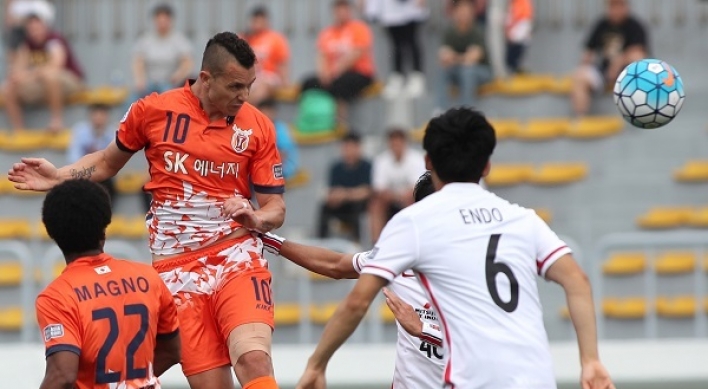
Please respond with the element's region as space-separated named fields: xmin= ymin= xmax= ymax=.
xmin=0 ymin=0 xmax=707 ymax=387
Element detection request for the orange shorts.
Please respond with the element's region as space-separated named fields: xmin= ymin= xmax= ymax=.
xmin=153 ymin=234 xmax=274 ymax=376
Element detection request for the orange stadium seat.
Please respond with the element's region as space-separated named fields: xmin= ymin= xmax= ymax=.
xmin=654 ymin=252 xmax=697 ymax=275
xmin=656 ymin=296 xmax=697 ymax=318
xmin=602 ymin=297 xmax=647 ymax=319
xmin=528 ymin=163 xmax=588 ymax=185
xmin=602 ymin=252 xmax=647 ymax=276
xmin=516 ymin=118 xmax=570 ymax=141
xmin=674 ymin=160 xmax=708 ymax=183
xmin=636 ymin=207 xmax=693 ymax=229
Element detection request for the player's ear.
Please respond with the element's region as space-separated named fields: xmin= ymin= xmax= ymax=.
xmin=199 ymin=70 xmax=212 ymax=87
xmin=481 ymin=161 xmax=491 ymax=179
xmin=424 ymin=154 xmax=432 ymax=171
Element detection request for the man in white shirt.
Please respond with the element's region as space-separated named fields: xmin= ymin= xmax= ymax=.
xmin=370 ymin=128 xmax=426 ymax=242
xmin=262 ymin=172 xmax=444 ymax=388
xmin=296 ymin=107 xmax=614 ymax=389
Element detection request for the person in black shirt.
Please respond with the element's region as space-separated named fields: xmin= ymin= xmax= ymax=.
xmin=571 ymin=0 xmax=647 ymax=117
xmin=317 ymin=132 xmax=372 ymax=241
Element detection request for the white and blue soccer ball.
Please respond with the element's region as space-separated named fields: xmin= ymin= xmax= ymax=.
xmin=613 ymin=58 xmax=685 ymax=129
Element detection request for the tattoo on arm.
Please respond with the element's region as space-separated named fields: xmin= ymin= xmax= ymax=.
xmin=69 ymin=166 xmax=97 ymax=180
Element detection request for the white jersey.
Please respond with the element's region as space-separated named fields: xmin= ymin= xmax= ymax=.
xmin=361 ymin=183 xmax=571 ymax=389
xmin=353 ymin=252 xmax=445 ymax=388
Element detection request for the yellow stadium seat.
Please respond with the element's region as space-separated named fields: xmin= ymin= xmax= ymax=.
xmin=0 ymin=176 xmax=42 ymax=197
xmin=115 ymin=172 xmax=146 ymax=194
xmin=53 ymin=262 xmax=66 ymax=278
xmin=558 ymin=306 xmax=570 ymax=320
xmin=516 ymin=118 xmax=570 ymax=141
xmin=361 ymin=81 xmax=384 ymax=99
xmin=45 ymin=131 xmax=71 ymax=150
xmin=285 ymin=170 xmax=311 ymax=190
xmin=674 ymin=160 xmax=708 ymax=183
xmin=654 ymin=252 xmax=696 ymax=274
xmin=275 ymin=82 xmax=383 ymax=103
xmin=309 ymin=303 xmax=339 ymax=325
xmin=602 ymin=252 xmax=647 ymax=275
xmin=528 ymin=163 xmax=588 ymax=185
xmin=479 ymin=74 xmax=549 ymax=96
xmin=116 ymin=216 xmax=147 ymax=239
xmin=687 ymin=207 xmax=708 ymax=228
xmin=0 ymin=306 xmax=22 ymax=331
xmin=534 ymin=208 xmax=553 ymax=224
xmin=0 ymin=261 xmax=22 ymax=287
xmin=274 ymin=303 xmax=302 ymax=326
xmin=636 ymin=207 xmax=693 ymax=229
xmin=410 ymin=123 xmax=426 ymax=143
xmin=489 ymin=119 xmax=521 ymax=140
xmin=308 ymin=271 xmax=333 ymax=282
xmin=293 ymin=123 xmax=348 ymax=146
xmin=0 ymin=219 xmax=32 ymax=239
xmin=484 ymin=164 xmax=534 ymax=187
xmin=566 ymin=116 xmax=624 ymax=139
xmin=380 ymin=304 xmax=396 ymax=324
xmin=656 ymin=296 xmax=697 ymax=318
xmin=544 ymin=75 xmax=573 ymax=94
xmin=602 ymin=297 xmax=647 ymax=319
xmin=67 ymin=86 xmax=129 ymax=106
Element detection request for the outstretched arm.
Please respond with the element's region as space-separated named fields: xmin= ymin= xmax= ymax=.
xmin=261 ymin=233 xmax=360 ymax=279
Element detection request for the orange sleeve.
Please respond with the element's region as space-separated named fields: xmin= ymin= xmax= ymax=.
xmin=155 ymin=276 xmax=179 ymax=339
xmin=250 ymin=116 xmax=285 ymax=194
xmin=274 ymin=34 xmax=290 ymax=64
xmin=115 ymin=97 xmax=150 ymax=153
xmin=36 ymin=291 xmax=82 ymax=358
xmin=316 ymin=30 xmax=327 ymax=52
xmin=352 ymin=23 xmax=372 ymax=49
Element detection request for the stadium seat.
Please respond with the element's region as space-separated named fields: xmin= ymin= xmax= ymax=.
xmin=53 ymin=262 xmax=66 ymax=278
xmin=516 ymin=118 xmax=570 ymax=141
xmin=654 ymin=251 xmax=697 ymax=274
xmin=0 ymin=130 xmax=71 ymax=152
xmin=544 ymin=75 xmax=573 ymax=94
xmin=479 ymin=74 xmax=550 ymax=96
xmin=558 ymin=306 xmax=570 ymax=320
xmin=602 ymin=252 xmax=647 ymax=276
xmin=527 ymin=163 xmax=588 ymax=185
xmin=0 ymin=261 xmax=22 ymax=287
xmin=673 ymin=160 xmax=708 ymax=183
xmin=308 ymin=271 xmax=332 ymax=282
xmin=67 ymin=86 xmax=129 ymax=106
xmin=107 ymin=216 xmax=146 ymax=239
xmin=292 ymin=124 xmax=348 ymax=146
xmin=687 ymin=207 xmax=708 ymax=228
xmin=115 ymin=172 xmax=146 ymax=194
xmin=309 ymin=303 xmax=339 ymax=325
xmin=489 ymin=119 xmax=522 ymax=140
xmin=533 ymin=208 xmax=553 ymax=224
xmin=285 ymin=170 xmax=311 ymax=190
xmin=380 ymin=304 xmax=395 ymax=324
xmin=566 ymin=116 xmax=624 ymax=139
xmin=602 ymin=297 xmax=647 ymax=319
xmin=484 ymin=164 xmax=533 ymax=187
xmin=656 ymin=296 xmax=697 ymax=318
xmin=0 ymin=306 xmax=22 ymax=331
xmin=274 ymin=81 xmax=383 ymax=103
xmin=636 ymin=207 xmax=693 ymax=229
xmin=0 ymin=176 xmax=42 ymax=197
xmin=274 ymin=303 xmax=302 ymax=326
xmin=0 ymin=219 xmax=33 ymax=239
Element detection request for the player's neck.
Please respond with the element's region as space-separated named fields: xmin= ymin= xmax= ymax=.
xmin=190 ymin=79 xmax=225 ymax=122
xmin=64 ymin=249 xmax=103 ymax=264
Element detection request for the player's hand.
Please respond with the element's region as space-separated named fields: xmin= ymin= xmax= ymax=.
xmin=296 ymin=366 xmax=326 ymax=389
xmin=581 ymin=360 xmax=615 ymax=389
xmin=7 ymin=158 xmax=61 ymax=191
xmin=223 ymin=196 xmax=263 ymax=230
xmin=383 ymin=287 xmax=422 ymax=337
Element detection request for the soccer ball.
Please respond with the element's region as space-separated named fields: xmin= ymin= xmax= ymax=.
xmin=613 ymin=59 xmax=685 ymax=129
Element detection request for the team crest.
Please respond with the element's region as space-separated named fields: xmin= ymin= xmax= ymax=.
xmin=231 ymin=126 xmax=253 ymax=153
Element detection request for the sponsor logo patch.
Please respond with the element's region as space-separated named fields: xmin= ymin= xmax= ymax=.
xmin=43 ymin=324 xmax=64 ymax=342
xmin=273 ymin=164 xmax=284 ymax=180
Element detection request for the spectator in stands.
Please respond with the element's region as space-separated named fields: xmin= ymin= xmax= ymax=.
xmin=301 ymin=0 xmax=375 ymax=122
xmin=258 ymin=99 xmax=299 ymax=181
xmin=131 ymin=4 xmax=192 ymax=102
xmin=243 ymin=6 xmax=290 ymax=105
xmin=369 ymin=128 xmax=425 ymax=242
xmin=446 ymin=0 xmax=487 ymax=24
xmin=318 ymin=132 xmax=372 ymax=242
xmin=67 ymin=104 xmax=116 ymax=206
xmin=436 ymin=0 xmax=491 ymax=111
xmin=505 ymin=0 xmax=533 ymax=74
xmin=363 ymin=0 xmax=428 ymax=99
xmin=571 ymin=0 xmax=647 ymax=117
xmin=3 ymin=0 xmax=54 ymax=64
xmin=2 ymin=12 xmax=83 ymax=132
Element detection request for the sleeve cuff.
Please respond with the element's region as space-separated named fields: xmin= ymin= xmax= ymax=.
xmin=46 ymin=344 xmax=81 ymax=358
xmin=252 ymin=184 xmax=285 ymax=194
xmin=420 ymin=322 xmax=443 ymax=348
xmin=352 ymin=251 xmax=369 ymax=274
xmin=360 ymin=264 xmax=397 ymax=282
xmin=115 ymin=133 xmax=140 ymax=153
xmin=156 ymin=329 xmax=179 ymax=341
xmin=537 ymin=246 xmax=572 ymax=277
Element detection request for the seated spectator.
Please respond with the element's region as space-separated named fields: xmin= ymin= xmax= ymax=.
xmin=258 ymin=99 xmax=299 ymax=180
xmin=446 ymin=0 xmax=487 ymax=24
xmin=571 ymin=0 xmax=647 ymax=117
xmin=3 ymin=0 xmax=54 ymax=64
xmin=369 ymin=128 xmax=425 ymax=242
xmin=318 ymin=132 xmax=372 ymax=242
xmin=505 ymin=0 xmax=533 ymax=74
xmin=67 ymin=104 xmax=116 ymax=205
xmin=2 ymin=13 xmax=84 ymax=132
xmin=130 ymin=4 xmax=192 ymax=102
xmin=243 ymin=6 xmax=290 ymax=105
xmin=302 ymin=0 xmax=375 ymax=121
xmin=436 ymin=0 xmax=491 ymax=111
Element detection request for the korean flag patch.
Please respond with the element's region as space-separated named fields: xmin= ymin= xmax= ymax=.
xmin=43 ymin=324 xmax=64 ymax=342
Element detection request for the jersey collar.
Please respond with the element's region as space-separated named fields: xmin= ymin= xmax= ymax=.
xmin=65 ymin=253 xmax=111 ymax=269
xmin=440 ymin=182 xmax=485 ymax=193
xmin=184 ymin=79 xmax=235 ymax=126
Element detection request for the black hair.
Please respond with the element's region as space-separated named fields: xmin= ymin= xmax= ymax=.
xmin=333 ymin=0 xmax=351 ymax=7
xmin=152 ymin=3 xmax=174 ymax=17
xmin=423 ymin=107 xmax=496 ymax=184
xmin=251 ymin=5 xmax=269 ymax=18
xmin=387 ymin=128 xmax=407 ymax=140
xmin=42 ymin=180 xmax=112 ymax=259
xmin=201 ymin=32 xmax=256 ymax=72
xmin=413 ymin=171 xmax=435 ymax=202
xmin=88 ymin=103 xmax=111 ymax=111
xmin=257 ymin=98 xmax=277 ymax=110
xmin=342 ymin=131 xmax=361 ymax=143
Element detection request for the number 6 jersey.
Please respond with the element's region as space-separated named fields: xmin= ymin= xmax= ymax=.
xmin=361 ymin=183 xmax=571 ymax=389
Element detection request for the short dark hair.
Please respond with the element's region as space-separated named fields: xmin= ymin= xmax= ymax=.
xmin=251 ymin=5 xmax=269 ymax=18
xmin=413 ymin=172 xmax=435 ymax=202
xmin=152 ymin=3 xmax=174 ymax=17
xmin=42 ymin=180 xmax=112 ymax=258
xmin=201 ymin=32 xmax=256 ymax=73
xmin=88 ymin=103 xmax=111 ymax=111
xmin=342 ymin=131 xmax=361 ymax=143
xmin=387 ymin=128 xmax=407 ymax=141
xmin=333 ymin=0 xmax=351 ymax=7
xmin=423 ymin=108 xmax=496 ymax=183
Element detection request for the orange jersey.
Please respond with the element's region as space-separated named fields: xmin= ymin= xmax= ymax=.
xmin=317 ymin=20 xmax=375 ymax=77
xmin=116 ymin=81 xmax=285 ymax=256
xmin=35 ymin=254 xmax=179 ymax=389
xmin=244 ymin=29 xmax=290 ymax=75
